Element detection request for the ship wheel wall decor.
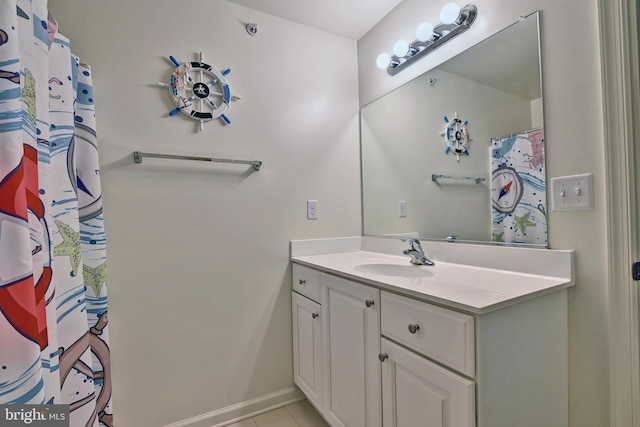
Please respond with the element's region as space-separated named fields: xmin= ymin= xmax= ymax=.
xmin=157 ymin=52 xmax=241 ymax=131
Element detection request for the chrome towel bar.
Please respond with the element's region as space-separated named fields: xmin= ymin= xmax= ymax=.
xmin=432 ymin=173 xmax=484 ymax=184
xmin=133 ymin=151 xmax=262 ymax=171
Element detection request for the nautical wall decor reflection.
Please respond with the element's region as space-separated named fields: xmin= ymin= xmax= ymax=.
xmin=440 ymin=112 xmax=471 ymax=161
xmin=491 ymin=129 xmax=547 ymax=245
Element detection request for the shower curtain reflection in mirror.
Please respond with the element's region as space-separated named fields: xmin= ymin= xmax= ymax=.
xmin=490 ymin=128 xmax=547 ymax=246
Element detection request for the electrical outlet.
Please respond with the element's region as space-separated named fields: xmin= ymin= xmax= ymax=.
xmin=398 ymin=201 xmax=407 ymax=217
xmin=307 ymin=200 xmax=318 ymax=220
xmin=550 ymin=173 xmax=593 ymax=210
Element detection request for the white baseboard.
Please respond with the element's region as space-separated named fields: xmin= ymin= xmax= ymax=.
xmin=161 ymin=387 xmax=304 ymax=427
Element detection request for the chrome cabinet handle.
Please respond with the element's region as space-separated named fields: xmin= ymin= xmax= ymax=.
xmin=378 ymin=353 xmax=389 ymax=362
xmin=365 ymin=299 xmax=375 ymax=308
xmin=312 ymin=313 xmax=319 ymax=319
xmin=298 ymin=279 xmax=306 ymax=285
xmin=408 ymin=324 xmax=420 ymax=334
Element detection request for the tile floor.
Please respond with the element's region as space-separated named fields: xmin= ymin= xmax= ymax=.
xmin=227 ymin=400 xmax=330 ymax=427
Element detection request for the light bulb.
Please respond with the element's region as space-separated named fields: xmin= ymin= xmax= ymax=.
xmin=376 ymin=53 xmax=391 ymax=70
xmin=393 ymin=40 xmax=410 ymax=57
xmin=416 ymin=22 xmax=434 ymax=42
xmin=440 ymin=3 xmax=461 ymax=24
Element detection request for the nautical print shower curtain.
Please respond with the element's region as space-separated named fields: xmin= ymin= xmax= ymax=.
xmin=490 ymin=129 xmax=547 ymax=246
xmin=0 ymin=1 xmax=112 ymax=425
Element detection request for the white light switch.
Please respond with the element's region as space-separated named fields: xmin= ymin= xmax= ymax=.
xmin=307 ymin=200 xmax=318 ymax=220
xmin=550 ymin=173 xmax=593 ymax=210
xmin=398 ymin=201 xmax=407 ymax=217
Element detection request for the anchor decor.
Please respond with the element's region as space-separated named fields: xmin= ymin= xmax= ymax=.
xmin=156 ymin=52 xmax=241 ymax=132
xmin=440 ymin=112 xmax=471 ymax=161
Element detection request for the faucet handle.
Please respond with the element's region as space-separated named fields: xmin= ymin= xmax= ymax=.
xmin=402 ymin=238 xmax=422 ymax=250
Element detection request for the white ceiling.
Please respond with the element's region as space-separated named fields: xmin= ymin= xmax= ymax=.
xmin=226 ymin=0 xmax=404 ymax=39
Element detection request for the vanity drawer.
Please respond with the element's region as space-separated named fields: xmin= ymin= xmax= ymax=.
xmin=292 ymin=264 xmax=321 ymax=303
xmin=381 ymin=291 xmax=475 ymax=377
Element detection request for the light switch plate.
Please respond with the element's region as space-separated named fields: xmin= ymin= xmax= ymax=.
xmin=398 ymin=201 xmax=407 ymax=217
xmin=307 ymin=200 xmax=318 ymax=220
xmin=550 ymin=173 xmax=593 ymax=210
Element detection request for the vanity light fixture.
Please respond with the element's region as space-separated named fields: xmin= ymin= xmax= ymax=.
xmin=376 ymin=3 xmax=477 ymax=76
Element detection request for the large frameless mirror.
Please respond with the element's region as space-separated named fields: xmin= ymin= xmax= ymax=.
xmin=361 ymin=12 xmax=546 ymax=247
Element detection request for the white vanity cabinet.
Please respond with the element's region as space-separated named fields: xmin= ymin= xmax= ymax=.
xmin=291 ymin=260 xmax=569 ymax=427
xmin=292 ymin=264 xmax=381 ymax=427
xmin=380 ymin=289 xmax=569 ymax=427
xmin=380 ymin=291 xmax=476 ymax=427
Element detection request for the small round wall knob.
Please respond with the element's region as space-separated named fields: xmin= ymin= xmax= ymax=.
xmin=365 ymin=299 xmax=375 ymax=308
xmin=378 ymin=353 xmax=389 ymax=362
xmin=408 ymin=324 xmax=420 ymax=334
xmin=312 ymin=313 xmax=319 ymax=319
xmin=298 ymin=279 xmax=306 ymax=285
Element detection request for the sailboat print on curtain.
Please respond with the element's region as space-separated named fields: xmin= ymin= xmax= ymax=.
xmin=0 ymin=1 xmax=113 ymax=425
xmin=491 ymin=129 xmax=547 ymax=246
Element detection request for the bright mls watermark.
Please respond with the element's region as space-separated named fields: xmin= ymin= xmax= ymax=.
xmin=0 ymin=405 xmax=69 ymax=426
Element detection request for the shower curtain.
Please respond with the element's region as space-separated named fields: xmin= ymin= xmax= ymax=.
xmin=0 ymin=1 xmax=112 ymax=425
xmin=491 ymin=129 xmax=547 ymax=246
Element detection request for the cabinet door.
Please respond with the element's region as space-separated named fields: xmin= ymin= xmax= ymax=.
xmin=323 ymin=274 xmax=381 ymax=427
xmin=381 ymin=338 xmax=475 ymax=427
xmin=292 ymin=292 xmax=323 ymax=411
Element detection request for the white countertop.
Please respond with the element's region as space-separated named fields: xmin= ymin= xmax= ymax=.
xmin=291 ymin=248 xmax=574 ymax=314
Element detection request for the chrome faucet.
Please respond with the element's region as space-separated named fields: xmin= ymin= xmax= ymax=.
xmin=402 ymin=238 xmax=435 ymax=266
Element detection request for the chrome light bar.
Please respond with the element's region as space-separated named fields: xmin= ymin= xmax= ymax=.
xmin=387 ymin=4 xmax=477 ymax=76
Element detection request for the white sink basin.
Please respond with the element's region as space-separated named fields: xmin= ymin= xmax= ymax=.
xmin=354 ymin=263 xmax=434 ymax=278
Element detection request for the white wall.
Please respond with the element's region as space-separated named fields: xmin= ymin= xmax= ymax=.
xmin=359 ymin=0 xmax=608 ymax=426
xmin=49 ymin=1 xmax=361 ymax=426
